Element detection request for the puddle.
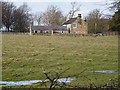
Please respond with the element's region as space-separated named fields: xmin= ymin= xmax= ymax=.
xmin=56 ymin=77 xmax=76 ymax=83
xmin=86 ymin=70 xmax=117 ymax=74
xmin=0 ymin=80 xmax=43 ymax=86
xmin=0 ymin=78 xmax=76 ymax=86
xmin=1 ymin=70 xmax=116 ymax=86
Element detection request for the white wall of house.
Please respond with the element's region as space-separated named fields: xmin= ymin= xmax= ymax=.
xmin=67 ymin=24 xmax=71 ymax=30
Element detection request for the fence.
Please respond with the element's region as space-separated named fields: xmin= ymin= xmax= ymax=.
xmin=1 ymin=31 xmax=119 ymax=37
xmin=102 ymin=31 xmax=119 ymax=36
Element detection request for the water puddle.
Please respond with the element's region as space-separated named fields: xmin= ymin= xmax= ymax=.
xmin=86 ymin=70 xmax=117 ymax=74
xmin=0 ymin=80 xmax=43 ymax=86
xmin=0 ymin=78 xmax=76 ymax=86
xmin=1 ymin=70 xmax=117 ymax=86
xmin=57 ymin=77 xmax=76 ymax=83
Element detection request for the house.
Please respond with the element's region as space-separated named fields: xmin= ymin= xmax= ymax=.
xmin=30 ymin=14 xmax=88 ymax=35
xmin=63 ymin=14 xmax=88 ymax=35
xmin=31 ymin=26 xmax=68 ymax=35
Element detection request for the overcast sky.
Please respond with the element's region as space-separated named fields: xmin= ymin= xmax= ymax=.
xmin=6 ymin=0 xmax=111 ymax=2
xmin=7 ymin=0 xmax=113 ymax=18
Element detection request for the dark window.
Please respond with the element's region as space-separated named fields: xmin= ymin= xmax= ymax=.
xmin=72 ymin=24 xmax=77 ymax=28
xmin=68 ymin=29 xmax=70 ymax=33
xmin=40 ymin=30 xmax=43 ymax=33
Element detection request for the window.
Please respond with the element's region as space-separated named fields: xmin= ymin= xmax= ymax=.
xmin=72 ymin=24 xmax=77 ymax=28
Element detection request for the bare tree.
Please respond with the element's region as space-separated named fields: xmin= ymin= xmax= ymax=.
xmin=2 ymin=1 xmax=16 ymax=32
xmin=109 ymin=0 xmax=120 ymax=11
xmin=41 ymin=67 xmax=87 ymax=89
xmin=13 ymin=3 xmax=31 ymax=32
xmin=0 ymin=1 xmax=2 ymax=29
xmin=86 ymin=9 xmax=103 ymax=34
xmin=42 ymin=5 xmax=66 ymax=26
xmin=68 ymin=2 xmax=81 ymax=18
xmin=34 ymin=12 xmax=43 ymax=26
xmin=87 ymin=9 xmax=102 ymax=20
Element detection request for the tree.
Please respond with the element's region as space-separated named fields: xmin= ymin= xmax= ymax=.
xmin=86 ymin=9 xmax=102 ymax=33
xmin=2 ymin=2 xmax=16 ymax=32
xmin=13 ymin=3 xmax=31 ymax=32
xmin=34 ymin=12 xmax=43 ymax=26
xmin=0 ymin=2 xmax=2 ymax=29
xmin=42 ymin=5 xmax=66 ymax=26
xmin=109 ymin=9 xmax=120 ymax=31
xmin=109 ymin=0 xmax=120 ymax=11
xmin=68 ymin=2 xmax=81 ymax=18
xmin=109 ymin=0 xmax=120 ymax=31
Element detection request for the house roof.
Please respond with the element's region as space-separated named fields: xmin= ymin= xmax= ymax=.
xmin=63 ymin=18 xmax=77 ymax=25
xmin=52 ymin=26 xmax=67 ymax=31
xmin=32 ymin=26 xmax=67 ymax=31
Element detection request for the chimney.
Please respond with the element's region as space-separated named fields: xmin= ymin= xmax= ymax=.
xmin=77 ymin=14 xmax=82 ymax=24
xmin=78 ymin=14 xmax=81 ymax=18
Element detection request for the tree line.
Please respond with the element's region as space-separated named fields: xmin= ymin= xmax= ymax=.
xmin=109 ymin=0 xmax=120 ymax=31
xmin=1 ymin=0 xmax=119 ymax=33
xmin=1 ymin=2 xmax=68 ymax=32
xmin=86 ymin=0 xmax=120 ymax=33
xmin=2 ymin=2 xmax=31 ymax=32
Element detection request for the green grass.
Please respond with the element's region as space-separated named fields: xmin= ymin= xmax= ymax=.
xmin=2 ymin=34 xmax=118 ymax=88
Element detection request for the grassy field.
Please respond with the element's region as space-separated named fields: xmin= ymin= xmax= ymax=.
xmin=2 ymin=34 xmax=118 ymax=88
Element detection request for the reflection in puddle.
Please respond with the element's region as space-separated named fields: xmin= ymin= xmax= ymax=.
xmin=57 ymin=77 xmax=76 ymax=83
xmin=0 ymin=80 xmax=42 ymax=86
xmin=0 ymin=78 xmax=76 ymax=86
xmin=86 ymin=70 xmax=117 ymax=73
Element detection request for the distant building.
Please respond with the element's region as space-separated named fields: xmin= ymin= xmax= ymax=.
xmin=30 ymin=14 xmax=88 ymax=35
xmin=63 ymin=14 xmax=88 ymax=35
xmin=31 ymin=26 xmax=68 ymax=35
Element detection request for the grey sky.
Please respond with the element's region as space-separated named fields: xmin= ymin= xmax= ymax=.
xmin=8 ymin=0 xmax=113 ymax=18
